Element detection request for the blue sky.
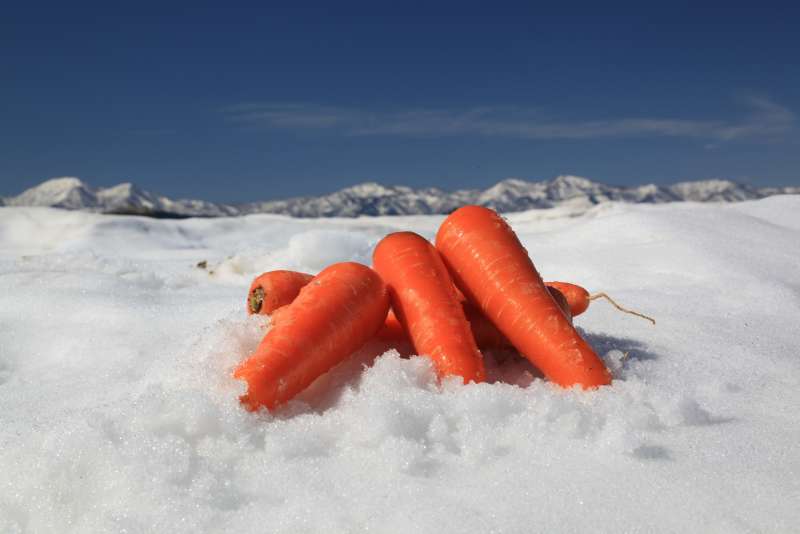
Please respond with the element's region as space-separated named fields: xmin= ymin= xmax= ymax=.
xmin=2 ymin=2 xmax=798 ymax=202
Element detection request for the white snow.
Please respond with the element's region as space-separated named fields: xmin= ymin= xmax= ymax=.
xmin=1 ymin=198 xmax=799 ymax=533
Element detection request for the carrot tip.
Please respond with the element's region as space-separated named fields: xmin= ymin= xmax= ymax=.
xmin=239 ymin=394 xmax=257 ymax=411
xmin=233 ymin=362 xmax=252 ymax=380
xmin=248 ymin=287 xmax=264 ymax=314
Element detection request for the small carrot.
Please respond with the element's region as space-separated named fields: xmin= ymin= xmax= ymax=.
xmin=373 ymin=231 xmax=485 ymax=383
xmin=234 ymin=262 xmax=389 ymax=411
xmin=247 ymin=270 xmax=314 ymax=315
xmin=435 ymin=205 xmax=611 ymax=388
xmin=545 ymin=282 xmax=590 ymax=316
xmin=546 ymin=281 xmax=655 ymax=325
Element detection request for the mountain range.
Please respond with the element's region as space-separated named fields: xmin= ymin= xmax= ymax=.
xmin=2 ymin=176 xmax=797 ymax=218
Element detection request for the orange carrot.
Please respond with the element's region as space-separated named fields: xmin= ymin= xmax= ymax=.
xmin=545 ymin=282 xmax=589 ymax=316
xmin=375 ymin=309 xmax=408 ymax=342
xmin=547 ymin=286 xmax=573 ymax=322
xmin=546 ymin=281 xmax=655 ymax=325
xmin=435 ymin=206 xmax=611 ymax=388
xmin=248 ymin=269 xmax=575 ymax=349
xmin=467 ymin=286 xmax=572 ymax=348
xmin=247 ymin=270 xmax=314 ymax=315
xmin=373 ymin=232 xmax=485 ymax=383
xmin=462 ymin=300 xmax=511 ymax=349
xmin=234 ymin=262 xmax=389 ymax=411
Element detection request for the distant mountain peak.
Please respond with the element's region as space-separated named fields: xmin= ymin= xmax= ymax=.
xmin=3 ymin=175 xmax=797 ymax=218
xmin=10 ymin=176 xmax=97 ymax=209
xmin=551 ymin=174 xmax=594 ymax=186
xmin=99 ymin=182 xmax=137 ymax=194
xmin=340 ymin=182 xmax=399 ymax=197
xmin=493 ymin=177 xmax=531 ymax=187
xmin=40 ymin=176 xmax=88 ymax=188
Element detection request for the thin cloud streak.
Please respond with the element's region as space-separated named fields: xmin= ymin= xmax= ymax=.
xmin=223 ymin=96 xmax=793 ymax=142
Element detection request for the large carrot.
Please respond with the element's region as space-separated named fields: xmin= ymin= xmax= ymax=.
xmin=234 ymin=262 xmax=389 ymax=411
xmin=435 ymin=206 xmax=611 ymax=388
xmin=546 ymin=281 xmax=655 ymax=325
xmin=247 ymin=270 xmax=314 ymax=315
xmin=373 ymin=232 xmax=485 ymax=383
xmin=466 ymin=285 xmax=573 ymax=349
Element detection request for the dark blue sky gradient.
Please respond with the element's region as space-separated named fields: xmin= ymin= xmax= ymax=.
xmin=2 ymin=2 xmax=798 ymax=202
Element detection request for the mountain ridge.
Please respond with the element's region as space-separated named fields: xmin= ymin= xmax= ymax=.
xmin=3 ymin=175 xmax=798 ymax=218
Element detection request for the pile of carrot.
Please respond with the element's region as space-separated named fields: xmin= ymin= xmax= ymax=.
xmin=234 ymin=205 xmax=653 ymax=411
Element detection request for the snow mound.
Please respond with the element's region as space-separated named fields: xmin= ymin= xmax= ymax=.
xmin=1 ymin=198 xmax=799 ymax=532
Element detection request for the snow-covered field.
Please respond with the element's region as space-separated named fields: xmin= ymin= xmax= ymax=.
xmin=1 ymin=198 xmax=799 ymax=533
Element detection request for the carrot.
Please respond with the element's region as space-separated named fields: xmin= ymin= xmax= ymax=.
xmin=247 ymin=270 xmax=314 ymax=315
xmin=547 ymin=286 xmax=573 ymax=322
xmin=544 ymin=282 xmax=590 ymax=316
xmin=248 ymin=269 xmax=576 ymax=350
xmin=435 ymin=205 xmax=611 ymax=388
xmin=373 ymin=231 xmax=485 ymax=383
xmin=546 ymin=281 xmax=655 ymax=325
xmin=234 ymin=262 xmax=389 ymax=411
xmin=464 ymin=286 xmax=574 ymax=349
xmin=461 ymin=300 xmax=511 ymax=349
xmin=375 ymin=309 xmax=408 ymax=342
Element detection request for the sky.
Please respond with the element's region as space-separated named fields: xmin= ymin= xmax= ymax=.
xmin=2 ymin=2 xmax=799 ymax=203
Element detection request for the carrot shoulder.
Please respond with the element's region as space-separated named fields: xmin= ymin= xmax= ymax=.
xmin=435 ymin=206 xmax=611 ymax=388
xmin=234 ymin=262 xmax=390 ymax=411
xmin=373 ymin=232 xmax=485 ymax=383
xmin=247 ymin=270 xmax=314 ymax=315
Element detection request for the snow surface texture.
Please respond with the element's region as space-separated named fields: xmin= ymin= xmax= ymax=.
xmin=1 ymin=198 xmax=799 ymax=533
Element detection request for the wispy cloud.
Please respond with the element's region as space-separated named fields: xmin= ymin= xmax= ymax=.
xmin=222 ymin=96 xmax=793 ymax=143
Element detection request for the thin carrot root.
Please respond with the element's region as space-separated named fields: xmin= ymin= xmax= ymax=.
xmin=588 ymin=293 xmax=656 ymax=325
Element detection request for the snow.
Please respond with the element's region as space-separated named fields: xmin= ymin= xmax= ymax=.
xmin=1 ymin=198 xmax=799 ymax=533
xmin=8 ymin=177 xmax=97 ymax=209
xmin=6 ymin=178 xmax=239 ymax=218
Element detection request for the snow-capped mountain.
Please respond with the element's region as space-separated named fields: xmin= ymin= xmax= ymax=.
xmin=241 ymin=182 xmax=474 ymax=217
xmin=243 ymin=175 xmax=797 ymax=216
xmin=4 ymin=177 xmax=239 ymax=218
xmin=667 ymin=179 xmax=764 ymax=202
xmin=8 ymin=177 xmax=99 ymax=210
xmin=2 ymin=175 xmax=797 ymax=218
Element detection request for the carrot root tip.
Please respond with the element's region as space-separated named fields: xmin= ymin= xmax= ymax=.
xmin=589 ymin=292 xmax=656 ymax=325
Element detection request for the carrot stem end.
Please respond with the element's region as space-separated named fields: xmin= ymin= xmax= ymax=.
xmin=249 ymin=287 xmax=264 ymax=314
